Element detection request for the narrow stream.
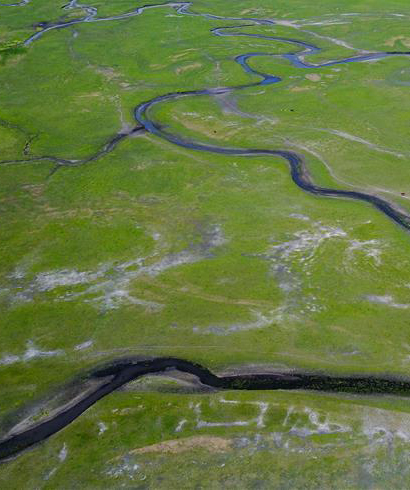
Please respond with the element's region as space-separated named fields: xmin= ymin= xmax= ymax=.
xmin=3 ymin=2 xmax=410 ymax=229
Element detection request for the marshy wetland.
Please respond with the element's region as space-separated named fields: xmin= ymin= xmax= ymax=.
xmin=2 ymin=0 xmax=410 ymax=487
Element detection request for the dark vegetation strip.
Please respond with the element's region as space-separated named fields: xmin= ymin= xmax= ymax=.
xmin=1 ymin=357 xmax=410 ymax=461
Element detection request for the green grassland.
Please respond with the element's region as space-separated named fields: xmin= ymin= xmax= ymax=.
xmin=1 ymin=0 xmax=410 ymax=487
xmin=4 ymin=380 xmax=410 ymax=488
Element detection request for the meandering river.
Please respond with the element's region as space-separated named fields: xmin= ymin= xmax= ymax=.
xmin=1 ymin=0 xmax=410 ymax=461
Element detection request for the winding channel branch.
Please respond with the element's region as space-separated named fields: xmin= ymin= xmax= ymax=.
xmin=0 ymin=126 xmax=145 ymax=167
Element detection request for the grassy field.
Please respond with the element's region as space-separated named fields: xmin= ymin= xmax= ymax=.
xmin=1 ymin=0 xmax=410 ymax=487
